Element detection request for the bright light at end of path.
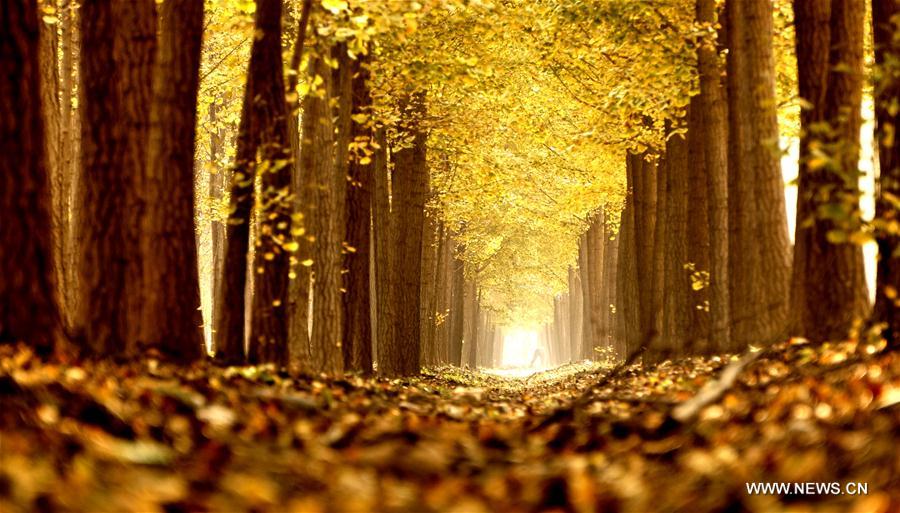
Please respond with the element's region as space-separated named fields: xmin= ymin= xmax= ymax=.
xmin=500 ymin=328 xmax=541 ymax=369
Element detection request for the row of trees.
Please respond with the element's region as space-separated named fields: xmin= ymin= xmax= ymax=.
xmin=543 ymin=0 xmax=900 ymax=364
xmin=3 ymin=0 xmax=898 ymax=374
xmin=1 ymin=0 xmax=512 ymax=376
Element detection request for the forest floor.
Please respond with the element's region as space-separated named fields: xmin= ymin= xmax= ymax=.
xmin=1 ymin=338 xmax=899 ymax=513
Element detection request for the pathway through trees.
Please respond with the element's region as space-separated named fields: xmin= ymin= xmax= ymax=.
xmin=2 ymin=339 xmax=899 ymax=512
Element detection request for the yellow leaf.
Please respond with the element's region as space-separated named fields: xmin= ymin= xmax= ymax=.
xmin=301 ymin=259 xmax=314 ymax=267
xmin=321 ymin=0 xmax=347 ymax=14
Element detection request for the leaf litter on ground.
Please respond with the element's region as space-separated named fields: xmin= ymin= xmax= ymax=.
xmin=1 ymin=338 xmax=899 ymax=512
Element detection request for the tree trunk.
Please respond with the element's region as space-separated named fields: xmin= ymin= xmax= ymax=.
xmin=634 ymin=154 xmax=657 ymax=346
xmin=648 ymin=148 xmax=668 ymax=362
xmin=307 ymin=47 xmax=344 ymax=373
xmin=425 ymin=221 xmax=447 ymax=365
xmin=342 ymin=54 xmax=374 ymax=374
xmin=578 ymin=234 xmax=592 ymax=358
xmin=449 ymin=241 xmax=465 ymax=366
xmin=664 ymin=121 xmax=694 ymax=357
xmin=697 ymin=0 xmax=731 ymax=349
xmin=78 ymin=0 xmax=156 ymax=357
xmin=141 ymin=0 xmax=205 ymax=361
xmin=286 ymin=0 xmax=313 ymax=368
xmin=373 ymin=127 xmax=398 ymax=372
xmin=603 ymin=234 xmax=618 ymax=354
xmin=420 ymin=214 xmax=438 ymax=366
xmin=216 ymin=0 xmax=292 ymax=365
xmin=587 ymin=212 xmax=605 ymax=358
xmin=567 ymin=265 xmax=583 ymax=361
xmin=464 ymin=278 xmax=478 ymax=367
xmin=872 ymin=0 xmax=900 ymax=346
xmin=380 ymin=94 xmax=428 ymax=376
xmin=58 ymin=0 xmax=79 ymax=332
xmin=0 ymin=0 xmax=62 ymax=353
xmin=685 ymin=101 xmax=712 ymax=352
xmin=726 ymin=0 xmax=793 ymax=348
xmin=618 ymin=154 xmax=641 ymax=357
xmin=39 ymin=2 xmax=64 ymax=333
xmin=791 ymin=0 xmax=870 ymax=341
xmin=208 ymin=102 xmax=226 ymax=347
xmin=436 ymin=229 xmax=453 ymax=364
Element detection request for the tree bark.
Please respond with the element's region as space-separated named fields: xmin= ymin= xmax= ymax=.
xmin=372 ymin=127 xmax=398 ymax=372
xmin=342 ymin=54 xmax=374 ymax=374
xmin=420 ymin=214 xmax=439 ymax=366
xmin=465 ymin=278 xmax=480 ymax=370
xmin=216 ymin=0 xmax=291 ymax=365
xmin=697 ymin=0 xmax=731 ymax=349
xmin=448 ymin=240 xmax=465 ymax=366
xmin=567 ymin=265 xmax=583 ymax=361
xmin=634 ymin=154 xmax=658 ymax=346
xmin=726 ymin=0 xmax=793 ymax=348
xmin=648 ymin=149 xmax=668 ymax=362
xmin=208 ymin=102 xmax=226 ymax=347
xmin=791 ymin=0 xmax=870 ymax=341
xmin=286 ymin=0 xmax=314 ymax=368
xmin=618 ymin=154 xmax=641 ymax=357
xmin=578 ymin=233 xmax=592 ymax=358
xmin=380 ymin=94 xmax=428 ymax=376
xmin=39 ymin=3 xmax=64 ymax=332
xmin=664 ymin=121 xmax=694 ymax=357
xmin=142 ymin=0 xmax=205 ymax=361
xmin=587 ymin=212 xmax=605 ymax=358
xmin=435 ymin=228 xmax=453 ymax=364
xmin=602 ymin=234 xmax=618 ymax=353
xmin=58 ymin=0 xmax=79 ymax=331
xmin=0 ymin=0 xmax=63 ymax=353
xmin=685 ymin=101 xmax=712 ymax=352
xmin=307 ymin=47 xmax=344 ymax=373
xmin=78 ymin=0 xmax=156 ymax=357
xmin=872 ymin=0 xmax=900 ymax=346
xmin=424 ymin=220 xmax=447 ymax=365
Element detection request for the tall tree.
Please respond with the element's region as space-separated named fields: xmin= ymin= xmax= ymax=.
xmin=77 ymin=0 xmax=157 ymax=356
xmin=39 ymin=0 xmax=64 ymax=330
xmin=306 ymin=46 xmax=345 ymax=373
xmin=617 ymin=154 xmax=641 ymax=357
xmin=373 ymin=127 xmax=399 ymax=371
xmin=215 ymin=0 xmax=292 ymax=364
xmin=725 ymin=0 xmax=792 ymax=348
xmin=664 ymin=122 xmax=693 ymax=356
xmin=286 ymin=0 xmax=314 ymax=368
xmin=342 ymin=54 xmax=374 ymax=373
xmin=420 ymin=214 xmax=439 ymax=366
xmin=648 ymin=149 xmax=668 ymax=362
xmin=464 ymin=278 xmax=479 ymax=367
xmin=0 ymin=0 xmax=62 ymax=352
xmin=586 ymin=212 xmax=605 ymax=358
xmin=380 ymin=94 xmax=428 ymax=376
xmin=578 ymin=233 xmax=592 ymax=358
xmin=872 ymin=0 xmax=900 ymax=346
xmin=684 ymin=102 xmax=712 ymax=352
xmin=57 ymin=0 xmax=79 ymax=331
xmin=448 ymin=242 xmax=466 ymax=366
xmin=791 ymin=0 xmax=869 ymax=341
xmin=634 ymin=154 xmax=658 ymax=346
xmin=567 ymin=265 xmax=583 ymax=360
xmin=602 ymin=234 xmax=618 ymax=352
xmin=697 ymin=0 xmax=731 ymax=349
xmin=141 ymin=0 xmax=206 ymax=361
